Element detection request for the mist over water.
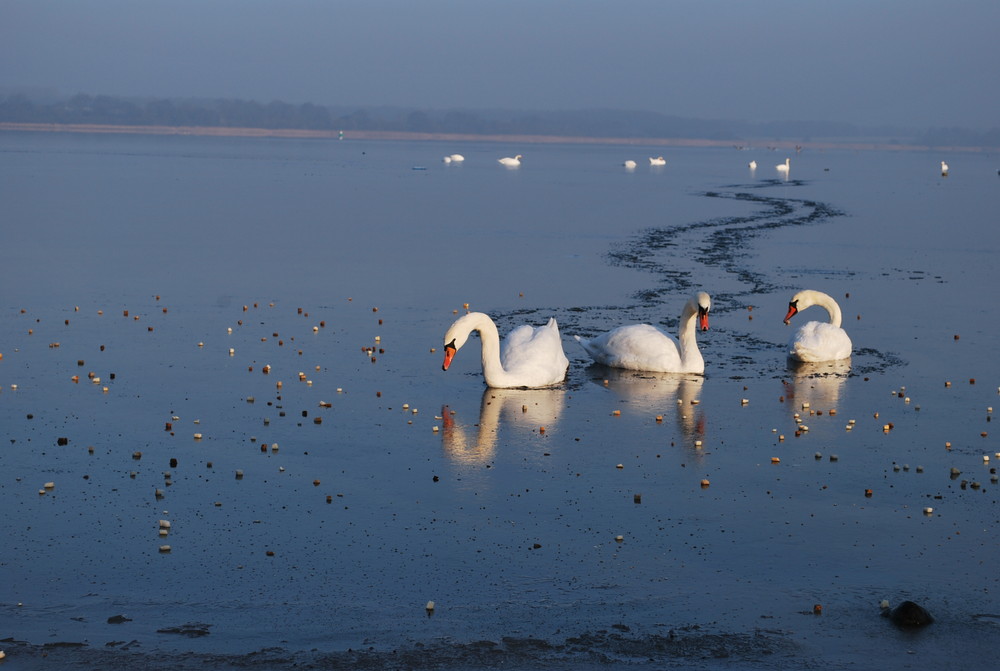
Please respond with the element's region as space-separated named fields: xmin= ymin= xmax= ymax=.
xmin=1 ymin=132 xmax=998 ymax=669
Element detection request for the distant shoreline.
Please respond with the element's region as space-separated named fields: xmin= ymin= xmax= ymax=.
xmin=0 ymin=121 xmax=988 ymax=153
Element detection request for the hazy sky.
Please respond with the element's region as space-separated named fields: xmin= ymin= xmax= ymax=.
xmin=2 ymin=0 xmax=996 ymax=129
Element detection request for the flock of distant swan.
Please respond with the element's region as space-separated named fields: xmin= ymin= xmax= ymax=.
xmin=441 ymin=290 xmax=852 ymax=389
xmin=443 ymin=153 xmax=973 ymax=179
xmin=475 ymin=153 xmax=793 ymax=172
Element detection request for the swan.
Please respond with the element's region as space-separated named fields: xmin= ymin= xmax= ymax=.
xmin=748 ymin=160 xmax=757 ymax=170
xmin=442 ymin=312 xmax=569 ymax=388
xmin=574 ymin=292 xmax=711 ymax=374
xmin=623 ymin=159 xmax=637 ymax=170
xmin=776 ymin=158 xmax=790 ymax=173
xmin=498 ymin=154 xmax=522 ymax=167
xmin=649 ymin=156 xmax=666 ymax=166
xmin=940 ymin=160 xmax=949 ymax=176
xmin=449 ymin=154 xmax=465 ymax=162
xmin=783 ymin=289 xmax=852 ymax=362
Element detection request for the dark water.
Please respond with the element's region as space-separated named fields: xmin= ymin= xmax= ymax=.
xmin=1 ymin=133 xmax=999 ymax=669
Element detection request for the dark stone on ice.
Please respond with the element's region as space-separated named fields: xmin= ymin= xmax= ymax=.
xmin=107 ymin=614 xmax=132 ymax=624
xmin=156 ymin=622 xmax=212 ymax=637
xmin=883 ymin=600 xmax=934 ymax=627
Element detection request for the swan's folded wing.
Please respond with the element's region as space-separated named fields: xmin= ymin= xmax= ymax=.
xmin=789 ymin=322 xmax=852 ymax=362
xmin=501 ymin=323 xmax=569 ymax=380
xmin=575 ymin=324 xmax=693 ymax=372
xmin=502 ymin=324 xmax=539 ymax=355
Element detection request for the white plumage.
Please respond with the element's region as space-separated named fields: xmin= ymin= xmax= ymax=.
xmin=574 ymin=292 xmax=711 ymax=374
xmin=783 ymin=290 xmax=852 ymax=362
xmin=442 ymin=312 xmax=568 ymax=388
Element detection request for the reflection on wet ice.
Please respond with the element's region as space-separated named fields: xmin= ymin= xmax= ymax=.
xmin=586 ymin=366 xmax=706 ymax=443
xmin=783 ymin=359 xmax=850 ymax=413
xmin=440 ymin=387 xmax=566 ymax=465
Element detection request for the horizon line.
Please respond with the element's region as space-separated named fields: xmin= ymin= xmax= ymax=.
xmin=1 ymin=122 xmax=994 ymax=153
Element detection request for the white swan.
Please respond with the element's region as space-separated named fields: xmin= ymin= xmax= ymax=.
xmin=574 ymin=292 xmax=711 ymax=374
xmin=748 ymin=160 xmax=757 ymax=170
xmin=449 ymin=154 xmax=465 ymax=162
xmin=783 ymin=289 xmax=852 ymax=362
xmin=649 ymin=156 xmax=666 ymax=166
xmin=623 ymin=159 xmax=637 ymax=170
xmin=498 ymin=154 xmax=522 ymax=167
xmin=442 ymin=312 xmax=569 ymax=388
xmin=940 ymin=160 xmax=949 ymax=176
xmin=776 ymin=158 xmax=790 ymax=173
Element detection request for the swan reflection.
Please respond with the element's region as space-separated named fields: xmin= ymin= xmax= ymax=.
xmin=783 ymin=359 xmax=850 ymax=413
xmin=441 ymin=387 xmax=566 ymax=465
xmin=586 ymin=366 xmax=706 ymax=443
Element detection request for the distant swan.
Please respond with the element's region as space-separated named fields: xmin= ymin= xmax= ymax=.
xmin=649 ymin=156 xmax=666 ymax=166
xmin=442 ymin=312 xmax=569 ymax=388
xmin=940 ymin=160 xmax=949 ymax=176
xmin=574 ymin=292 xmax=712 ymax=374
xmin=623 ymin=159 xmax=637 ymax=170
xmin=498 ymin=154 xmax=522 ymax=167
xmin=748 ymin=160 xmax=757 ymax=170
xmin=783 ymin=290 xmax=852 ymax=362
xmin=443 ymin=153 xmax=465 ymax=164
xmin=776 ymin=158 xmax=790 ymax=173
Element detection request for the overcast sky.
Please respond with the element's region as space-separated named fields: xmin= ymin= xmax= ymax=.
xmin=2 ymin=0 xmax=996 ymax=129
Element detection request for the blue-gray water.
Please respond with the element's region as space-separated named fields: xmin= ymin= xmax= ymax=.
xmin=1 ymin=132 xmax=998 ymax=669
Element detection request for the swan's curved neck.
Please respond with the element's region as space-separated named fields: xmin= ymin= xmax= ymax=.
xmin=677 ymin=301 xmax=704 ymax=368
xmin=462 ymin=314 xmax=511 ymax=387
xmin=812 ymin=293 xmax=843 ymax=327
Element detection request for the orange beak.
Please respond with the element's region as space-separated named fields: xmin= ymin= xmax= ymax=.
xmin=698 ymin=309 xmax=710 ymax=332
xmin=783 ymin=304 xmax=798 ymax=325
xmin=442 ymin=345 xmax=456 ymax=371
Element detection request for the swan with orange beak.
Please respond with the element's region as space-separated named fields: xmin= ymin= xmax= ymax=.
xmin=783 ymin=289 xmax=852 ymax=362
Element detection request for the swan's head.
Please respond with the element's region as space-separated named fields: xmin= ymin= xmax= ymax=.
xmin=784 ymin=289 xmax=824 ymax=324
xmin=441 ymin=313 xmax=479 ymax=371
xmin=783 ymin=292 xmax=805 ymax=325
xmin=442 ymin=340 xmax=458 ymax=370
xmin=784 ymin=289 xmax=843 ymax=327
xmin=693 ymin=292 xmax=711 ymax=331
xmin=784 ymin=301 xmax=798 ymax=324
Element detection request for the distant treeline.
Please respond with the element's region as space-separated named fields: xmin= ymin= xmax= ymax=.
xmin=1 ymin=92 xmax=997 ymax=148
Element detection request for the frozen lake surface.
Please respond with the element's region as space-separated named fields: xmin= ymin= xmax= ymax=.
xmin=1 ymin=132 xmax=999 ymax=669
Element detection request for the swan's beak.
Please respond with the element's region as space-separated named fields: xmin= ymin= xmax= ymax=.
xmin=783 ymin=304 xmax=798 ymax=325
xmin=698 ymin=307 xmax=710 ymax=332
xmin=442 ymin=343 xmax=456 ymax=371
